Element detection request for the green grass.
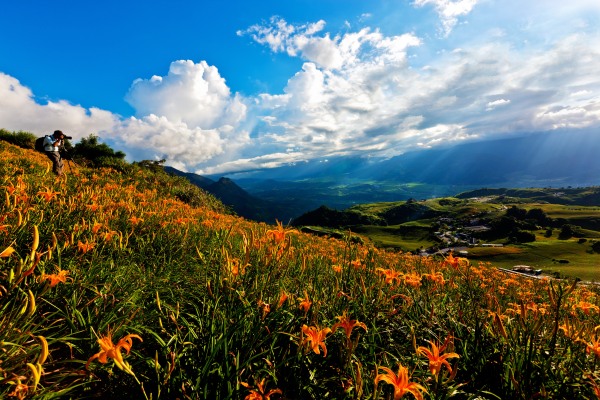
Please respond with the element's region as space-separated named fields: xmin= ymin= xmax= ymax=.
xmin=467 ymin=235 xmax=600 ymax=281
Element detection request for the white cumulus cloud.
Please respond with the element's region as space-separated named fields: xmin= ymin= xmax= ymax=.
xmin=413 ymin=0 xmax=480 ymax=36
xmin=126 ymin=60 xmax=246 ymax=129
xmin=0 ymin=72 xmax=117 ymax=139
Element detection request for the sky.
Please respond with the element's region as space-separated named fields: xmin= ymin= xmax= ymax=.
xmin=1 ymin=0 xmax=599 ymax=175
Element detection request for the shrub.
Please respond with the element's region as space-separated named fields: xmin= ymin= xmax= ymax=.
xmin=510 ymin=229 xmax=536 ymax=243
xmin=73 ymin=134 xmax=126 ymax=167
xmin=0 ymin=128 xmax=37 ymax=149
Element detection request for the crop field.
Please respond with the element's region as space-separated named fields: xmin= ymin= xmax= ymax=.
xmin=2 ymin=142 xmax=600 ymax=399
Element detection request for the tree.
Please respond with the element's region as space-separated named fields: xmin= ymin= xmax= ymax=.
xmin=510 ymin=230 xmax=536 ymax=243
xmin=135 ymin=159 xmax=166 ymax=173
xmin=558 ymin=224 xmax=576 ymax=240
xmin=525 ymin=208 xmax=552 ymax=226
xmin=506 ymin=206 xmax=527 ymax=220
xmin=73 ymin=134 xmax=126 ymax=167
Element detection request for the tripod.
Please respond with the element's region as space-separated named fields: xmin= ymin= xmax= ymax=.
xmin=59 ymin=149 xmax=79 ymax=173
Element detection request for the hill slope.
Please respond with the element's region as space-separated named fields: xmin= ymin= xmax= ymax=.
xmin=2 ymin=142 xmax=600 ymax=399
xmin=164 ymin=166 xmax=293 ymax=222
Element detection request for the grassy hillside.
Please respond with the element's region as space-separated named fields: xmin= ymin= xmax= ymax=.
xmin=2 ymin=142 xmax=600 ymax=399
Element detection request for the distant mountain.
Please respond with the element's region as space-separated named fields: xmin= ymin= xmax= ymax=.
xmin=164 ymin=166 xmax=294 ymax=223
xmin=164 ymin=166 xmax=215 ymax=188
xmin=221 ymin=130 xmax=600 ymax=211
xmin=166 ymin=130 xmax=600 ymax=221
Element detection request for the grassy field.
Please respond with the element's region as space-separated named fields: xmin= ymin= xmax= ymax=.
xmin=353 ymin=224 xmax=433 ymax=251
xmin=468 ymin=235 xmax=600 ymax=282
xmin=2 ymin=142 xmax=600 ymax=399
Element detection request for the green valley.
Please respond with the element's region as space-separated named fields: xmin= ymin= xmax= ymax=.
xmin=292 ymin=187 xmax=600 ymax=281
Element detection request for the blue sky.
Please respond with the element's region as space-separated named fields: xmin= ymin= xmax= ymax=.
xmin=1 ymin=0 xmax=599 ymax=175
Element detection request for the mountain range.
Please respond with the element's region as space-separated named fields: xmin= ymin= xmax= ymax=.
xmin=165 ymin=130 xmax=600 ymax=223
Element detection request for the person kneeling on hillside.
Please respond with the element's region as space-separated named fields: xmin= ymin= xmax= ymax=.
xmin=44 ymin=130 xmax=66 ymax=176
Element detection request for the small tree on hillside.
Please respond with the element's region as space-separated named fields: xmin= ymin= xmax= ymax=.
xmin=558 ymin=224 xmax=583 ymax=240
xmin=510 ymin=230 xmax=536 ymax=243
xmin=73 ymin=134 xmax=126 ymax=169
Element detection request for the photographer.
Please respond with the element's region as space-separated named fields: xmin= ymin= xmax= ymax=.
xmin=43 ymin=130 xmax=72 ymax=176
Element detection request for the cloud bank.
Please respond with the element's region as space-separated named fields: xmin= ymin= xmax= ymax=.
xmin=1 ymin=1 xmax=600 ymax=175
xmin=0 ymin=72 xmax=117 ymax=136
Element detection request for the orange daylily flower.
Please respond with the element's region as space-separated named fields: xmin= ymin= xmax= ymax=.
xmin=332 ymin=311 xmax=367 ymax=339
xmin=423 ymin=272 xmax=446 ymax=287
xmin=201 ymin=219 xmax=214 ymax=228
xmin=266 ymin=220 xmax=296 ymax=244
xmin=298 ymin=291 xmax=312 ymax=313
xmin=86 ymin=204 xmax=101 ymax=212
xmin=375 ymin=363 xmax=428 ymax=400
xmin=404 ymin=273 xmax=422 ymax=288
xmin=416 ymin=337 xmax=460 ymax=377
xmin=0 ymin=224 xmax=10 ymax=234
xmin=128 ymin=216 xmax=144 ymax=225
xmin=558 ymin=317 xmax=584 ymax=341
xmin=573 ymin=301 xmax=600 ymax=315
xmin=86 ymin=332 xmax=143 ymax=376
xmin=91 ymin=222 xmax=103 ymax=234
xmin=103 ymin=230 xmax=118 ymax=241
xmin=332 ymin=264 xmax=343 ymax=273
xmin=585 ymin=336 xmax=600 ymax=358
xmin=226 ymin=254 xmax=247 ymax=278
xmin=37 ymin=188 xmax=60 ymax=201
xmin=277 ymin=290 xmax=289 ymax=308
xmin=240 ymin=378 xmax=282 ymax=400
xmin=5 ymin=184 xmax=18 ymax=195
xmin=301 ymin=325 xmax=332 ymax=357
xmin=40 ymin=268 xmax=69 ymax=287
xmin=376 ymin=267 xmax=402 ymax=285
xmin=350 ymin=258 xmax=363 ymax=269
xmin=77 ymin=240 xmax=96 ymax=254
xmin=441 ymin=251 xmax=468 ymax=270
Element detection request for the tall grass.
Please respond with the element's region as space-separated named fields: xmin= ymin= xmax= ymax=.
xmin=2 ymin=142 xmax=600 ymax=399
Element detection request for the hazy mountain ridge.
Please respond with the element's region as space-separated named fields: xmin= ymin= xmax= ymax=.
xmin=164 ymin=166 xmax=293 ymax=222
xmin=167 ymin=131 xmax=600 ymax=222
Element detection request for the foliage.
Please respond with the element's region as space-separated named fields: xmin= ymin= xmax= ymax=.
xmin=509 ymin=229 xmax=536 ymax=243
xmin=559 ymin=224 xmax=584 ymax=240
xmin=2 ymin=142 xmax=600 ymax=399
xmin=0 ymin=128 xmax=37 ymax=149
xmin=134 ymin=159 xmax=167 ymax=174
xmin=73 ymin=134 xmax=126 ymax=168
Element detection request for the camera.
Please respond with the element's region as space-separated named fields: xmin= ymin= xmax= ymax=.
xmin=64 ymin=135 xmax=73 ymax=140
